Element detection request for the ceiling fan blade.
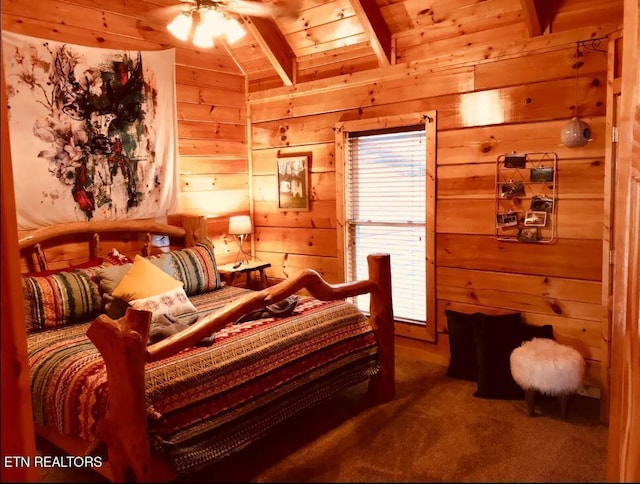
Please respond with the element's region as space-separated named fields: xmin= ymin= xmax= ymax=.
xmin=222 ymin=0 xmax=298 ymax=18
xmin=146 ymin=3 xmax=193 ymax=23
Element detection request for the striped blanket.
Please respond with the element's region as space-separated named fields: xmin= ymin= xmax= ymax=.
xmin=28 ymin=286 xmax=379 ymax=473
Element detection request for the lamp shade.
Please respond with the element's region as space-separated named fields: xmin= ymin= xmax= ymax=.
xmin=193 ymin=23 xmax=214 ymax=48
xmin=224 ymin=17 xmax=246 ymax=43
xmin=167 ymin=13 xmax=193 ymax=41
xmin=166 ymin=6 xmax=246 ymax=48
xmin=228 ymin=215 xmax=252 ymax=235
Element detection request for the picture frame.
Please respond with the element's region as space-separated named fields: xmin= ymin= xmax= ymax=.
xmin=496 ymin=212 xmax=519 ymax=228
xmin=500 ymin=181 xmax=526 ymax=199
xmin=524 ymin=210 xmax=548 ymax=227
xmin=518 ymin=227 xmax=541 ymax=243
xmin=504 ymin=154 xmax=526 ymax=168
xmin=277 ymin=155 xmax=310 ymax=212
xmin=530 ymin=166 xmax=554 ymax=183
xmin=530 ymin=195 xmax=554 ymax=213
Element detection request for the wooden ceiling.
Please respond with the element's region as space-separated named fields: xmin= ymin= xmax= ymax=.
xmin=8 ymin=0 xmax=622 ymax=93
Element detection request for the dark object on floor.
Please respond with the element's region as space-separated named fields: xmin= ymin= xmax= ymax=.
xmin=445 ymin=309 xmax=481 ymax=381
xmin=445 ymin=309 xmax=555 ymax=394
xmin=473 ymin=312 xmax=525 ymax=400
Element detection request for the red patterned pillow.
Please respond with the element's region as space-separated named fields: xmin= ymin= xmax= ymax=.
xmin=102 ymin=248 xmax=134 ymax=266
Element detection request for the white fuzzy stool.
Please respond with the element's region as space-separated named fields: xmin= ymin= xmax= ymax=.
xmin=510 ymin=338 xmax=585 ymax=419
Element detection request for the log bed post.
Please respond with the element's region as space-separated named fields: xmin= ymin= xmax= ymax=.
xmin=86 ymin=308 xmax=155 ymax=482
xmin=366 ymin=253 xmax=395 ymax=402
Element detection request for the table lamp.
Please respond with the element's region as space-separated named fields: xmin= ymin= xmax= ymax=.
xmin=228 ymin=215 xmax=253 ymax=265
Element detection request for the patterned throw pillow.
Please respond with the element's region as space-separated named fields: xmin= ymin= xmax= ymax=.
xmin=102 ymin=248 xmax=134 ymax=266
xmin=168 ymin=238 xmax=221 ymax=296
xmin=129 ymin=286 xmax=197 ymax=323
xmin=22 ymin=269 xmax=102 ymax=333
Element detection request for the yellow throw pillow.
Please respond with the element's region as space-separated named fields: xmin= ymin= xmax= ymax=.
xmin=112 ymin=255 xmax=183 ymax=302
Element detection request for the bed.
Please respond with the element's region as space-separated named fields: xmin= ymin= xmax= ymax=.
xmin=19 ymin=214 xmax=395 ymax=482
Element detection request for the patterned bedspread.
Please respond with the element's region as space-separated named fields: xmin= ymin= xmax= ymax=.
xmin=27 ymin=286 xmax=379 ymax=473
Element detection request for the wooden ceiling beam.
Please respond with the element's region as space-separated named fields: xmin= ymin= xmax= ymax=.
xmin=349 ymin=0 xmax=392 ymax=67
xmin=242 ymin=16 xmax=295 ymax=86
xmin=520 ymin=0 xmax=543 ymax=37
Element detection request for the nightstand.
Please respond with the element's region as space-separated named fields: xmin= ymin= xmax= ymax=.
xmin=217 ymin=260 xmax=271 ymax=290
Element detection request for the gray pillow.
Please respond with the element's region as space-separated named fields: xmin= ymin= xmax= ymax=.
xmin=96 ymin=264 xmax=133 ymax=294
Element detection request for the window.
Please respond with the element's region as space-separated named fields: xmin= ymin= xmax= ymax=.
xmin=336 ymin=112 xmax=436 ymax=333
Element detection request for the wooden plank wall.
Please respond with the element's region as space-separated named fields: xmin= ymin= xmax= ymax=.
xmin=2 ymin=0 xmax=248 ymax=267
xmin=248 ymin=28 xmax=615 ymax=393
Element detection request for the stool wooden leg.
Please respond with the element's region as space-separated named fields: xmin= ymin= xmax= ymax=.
xmin=525 ymin=389 xmax=536 ymax=417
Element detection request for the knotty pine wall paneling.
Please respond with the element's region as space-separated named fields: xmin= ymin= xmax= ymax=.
xmin=248 ymin=28 xmax=614 ymax=395
xmin=2 ymin=0 xmax=248 ymax=266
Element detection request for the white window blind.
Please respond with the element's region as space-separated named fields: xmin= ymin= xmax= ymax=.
xmin=345 ymin=126 xmax=427 ymax=324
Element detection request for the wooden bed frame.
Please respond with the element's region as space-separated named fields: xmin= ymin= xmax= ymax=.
xmin=19 ymin=214 xmax=395 ymax=483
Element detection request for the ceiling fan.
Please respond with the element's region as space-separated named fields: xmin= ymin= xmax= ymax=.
xmin=149 ymin=0 xmax=298 ymax=48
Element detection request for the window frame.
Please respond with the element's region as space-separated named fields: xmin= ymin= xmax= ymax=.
xmin=335 ymin=111 xmax=437 ymax=342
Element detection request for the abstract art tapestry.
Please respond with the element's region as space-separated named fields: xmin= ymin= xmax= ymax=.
xmin=2 ymin=32 xmax=180 ymax=229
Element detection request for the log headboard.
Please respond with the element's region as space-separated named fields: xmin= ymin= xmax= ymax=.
xmin=18 ymin=214 xmax=207 ymax=274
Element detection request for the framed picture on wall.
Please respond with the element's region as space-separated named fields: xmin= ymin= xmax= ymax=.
xmin=524 ymin=210 xmax=547 ymax=227
xmin=496 ymin=212 xmax=519 ymax=228
xmin=277 ymin=155 xmax=310 ymax=212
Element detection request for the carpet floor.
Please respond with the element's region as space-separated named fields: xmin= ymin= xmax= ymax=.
xmin=37 ymin=356 xmax=608 ymax=482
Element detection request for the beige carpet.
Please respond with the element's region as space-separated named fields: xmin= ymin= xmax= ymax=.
xmin=38 ymin=357 xmax=608 ymax=482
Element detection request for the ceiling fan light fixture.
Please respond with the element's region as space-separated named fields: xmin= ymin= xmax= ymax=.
xmin=193 ymin=22 xmax=215 ymax=48
xmin=224 ymin=17 xmax=246 ymax=44
xmin=163 ymin=0 xmax=273 ymax=48
xmin=167 ymin=12 xmax=193 ymax=42
xmin=201 ymin=8 xmax=226 ymax=31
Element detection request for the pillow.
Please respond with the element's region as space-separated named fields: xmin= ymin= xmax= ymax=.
xmin=96 ymin=264 xmax=135 ymax=294
xmin=96 ymin=254 xmax=175 ymax=294
xmin=168 ymin=238 xmax=222 ymax=296
xmin=129 ymin=286 xmax=197 ymax=323
xmin=445 ymin=310 xmax=481 ymax=381
xmin=473 ymin=312 xmax=525 ymax=400
xmin=112 ymin=255 xmax=183 ymax=302
xmin=102 ymin=248 xmax=134 ymax=266
xmin=22 ymin=270 xmax=102 ymax=333
xmin=146 ymin=253 xmax=176 ymax=277
xmin=96 ymin=253 xmax=177 ymax=319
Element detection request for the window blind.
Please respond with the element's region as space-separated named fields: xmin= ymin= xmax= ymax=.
xmin=345 ymin=127 xmax=427 ymax=323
